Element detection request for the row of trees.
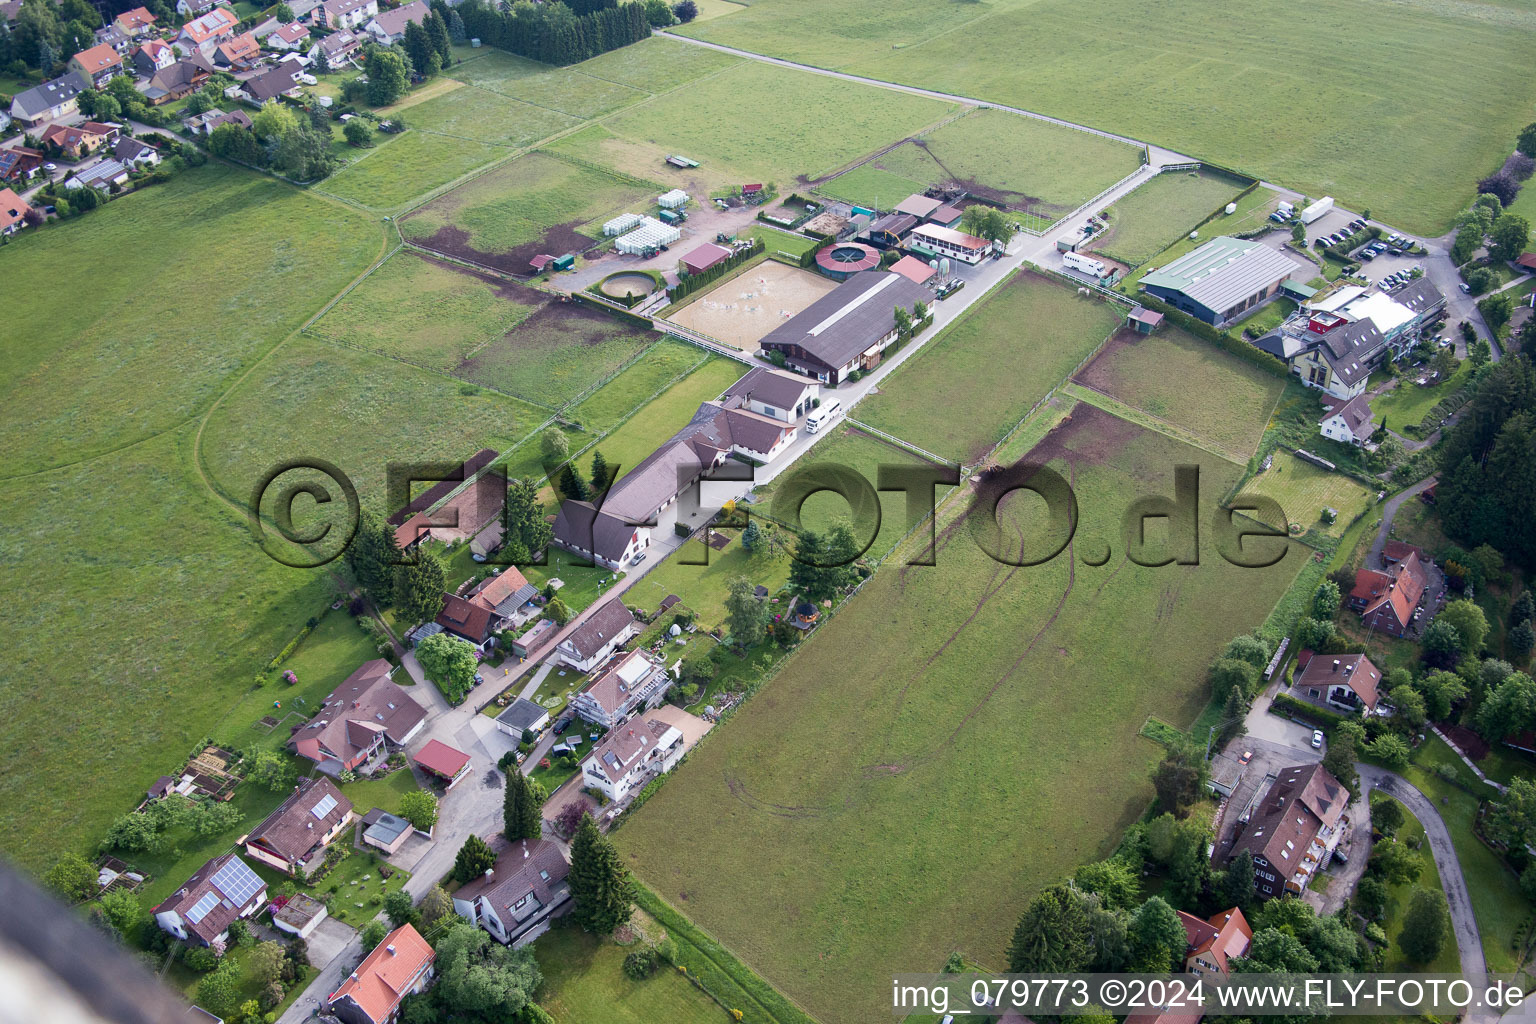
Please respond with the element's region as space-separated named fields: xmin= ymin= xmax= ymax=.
xmin=1438 ymin=355 xmax=1536 ymax=569
xmin=344 ymin=509 xmax=449 ymax=626
xmin=207 ymin=102 xmax=336 ymax=182
xmin=455 ymin=0 xmax=651 ymax=66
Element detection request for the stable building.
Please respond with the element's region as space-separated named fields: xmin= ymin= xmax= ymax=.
xmin=1140 ymin=236 xmax=1302 ymax=327
xmin=906 ymin=223 xmax=990 ymax=265
xmin=757 ymin=270 xmax=931 ymax=385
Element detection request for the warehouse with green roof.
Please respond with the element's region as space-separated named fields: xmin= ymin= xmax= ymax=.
xmin=1139 ymin=235 xmax=1303 ymax=327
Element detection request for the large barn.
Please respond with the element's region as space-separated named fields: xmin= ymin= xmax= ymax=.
xmin=1140 ymin=236 xmax=1302 ymax=327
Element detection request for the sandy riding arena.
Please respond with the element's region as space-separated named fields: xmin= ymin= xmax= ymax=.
xmin=666 ymin=261 xmax=838 ymax=352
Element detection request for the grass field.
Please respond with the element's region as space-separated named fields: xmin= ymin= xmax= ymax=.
xmin=819 ymin=107 xmax=1143 ymax=216
xmin=572 ymin=35 xmax=744 ymax=92
xmin=674 ymin=0 xmax=1536 ymax=234
xmin=1369 ymin=364 xmax=1474 ymax=432
xmin=1240 ymin=451 xmax=1375 ymax=539
xmin=1119 ymin=185 xmax=1286 ymax=292
xmin=1091 ymin=170 xmax=1249 ymax=267
xmin=600 ymin=60 xmax=957 ymax=189
xmin=569 ymin=338 xmax=715 ymax=431
xmin=402 ymin=82 xmax=584 ymax=146
xmin=449 ymin=50 xmax=651 ymax=119
xmin=533 ymin=920 xmax=726 ymax=1024
xmin=1071 ymin=325 xmax=1285 ymax=461
xmin=401 ymin=150 xmax=657 ymax=273
xmin=619 ymin=404 xmax=1304 ymax=1024
xmin=201 ymin=337 xmax=547 ymax=513
xmin=0 ymin=166 xmax=379 ymax=474
xmin=857 ymin=270 xmax=1124 ymax=463
xmin=319 ymin=130 xmax=505 ymax=213
xmin=309 ymin=250 xmax=540 ymax=368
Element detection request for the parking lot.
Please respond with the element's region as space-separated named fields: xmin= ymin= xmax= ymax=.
xmin=1294 ymin=205 xmax=1428 ymax=291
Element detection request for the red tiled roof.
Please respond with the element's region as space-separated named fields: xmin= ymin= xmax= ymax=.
xmin=1382 ymin=540 xmax=1423 ymax=564
xmin=889 ymin=254 xmax=936 ymax=285
xmin=1179 ymin=906 xmax=1252 ymax=973
xmin=116 ymin=6 xmax=156 ymax=31
xmin=681 ymin=241 xmax=731 ymax=275
xmin=1516 ymin=253 xmax=1536 ymax=271
xmin=1353 ymin=550 xmax=1426 ymax=632
xmin=0 ymin=187 xmax=32 ymax=233
xmin=328 ymin=923 xmax=434 ymax=1024
xmin=413 ymin=739 xmax=470 ymax=780
xmin=71 ymin=42 xmax=123 ymax=72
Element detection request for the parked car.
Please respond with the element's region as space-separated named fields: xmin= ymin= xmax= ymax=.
xmin=1311 ymin=729 xmax=1325 ymax=749
xmin=473 ymin=673 xmax=484 ymax=687
xmin=631 ymin=551 xmax=647 ymax=566
xmin=1459 ymin=282 xmax=1471 ymax=293
xmin=553 ymin=715 xmax=574 ymax=735
xmin=1238 ymin=750 xmax=1253 ymax=765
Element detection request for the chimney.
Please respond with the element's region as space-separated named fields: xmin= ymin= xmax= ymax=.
xmin=1332 ymin=659 xmax=1340 ymax=671
xmin=522 ymin=846 xmax=529 ymax=859
xmin=484 ymin=868 xmax=494 ymax=878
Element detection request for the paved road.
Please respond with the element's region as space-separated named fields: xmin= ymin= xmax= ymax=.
xmin=1367 ymin=473 xmax=1438 ymax=570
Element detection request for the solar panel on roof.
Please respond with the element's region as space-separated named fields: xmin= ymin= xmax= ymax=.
xmin=310 ymin=793 xmax=337 ymax=820
xmin=185 ymin=891 xmax=220 ymax=924
xmin=210 ymin=857 xmax=264 ymax=907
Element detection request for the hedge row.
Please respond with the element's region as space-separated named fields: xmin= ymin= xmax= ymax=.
xmin=667 ymin=238 xmax=765 ymax=302
xmin=1272 ymin=691 xmax=1358 ymax=729
xmin=1131 ymin=293 xmax=1290 ymax=378
xmin=1323 ymin=226 xmax=1381 ymax=262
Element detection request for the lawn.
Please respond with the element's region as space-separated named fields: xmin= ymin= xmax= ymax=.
xmin=820 ymin=107 xmax=1143 ymax=217
xmin=632 ymin=533 xmax=793 ymax=636
xmin=1118 ymin=185 xmax=1287 ymax=293
xmin=1071 ymin=324 xmax=1286 ymax=461
xmin=745 ymin=225 xmax=822 ymax=259
xmin=309 ymin=250 xmax=541 ymax=369
xmin=857 ymin=270 xmax=1124 ymax=464
xmin=200 ymin=337 xmax=548 ymax=515
xmin=0 ymin=166 xmax=381 ymax=873
xmin=401 ymin=82 xmax=584 ymax=146
xmin=600 ymin=60 xmax=958 ymax=189
xmin=568 ymin=338 xmax=715 ymax=432
xmin=619 ymin=405 xmax=1305 ymax=1024
xmin=1373 ymin=796 xmax=1461 ymax=973
xmin=401 ymin=150 xmax=658 ymax=274
xmin=318 ymin=130 xmax=505 ymax=214
xmin=1090 ymin=170 xmax=1250 ymax=267
xmin=814 ymin=162 xmax=929 ymax=210
xmin=447 ymin=50 xmax=651 ymax=119
xmin=572 ymin=34 xmax=744 ymax=92
xmin=1239 ymin=451 xmax=1375 ymax=539
xmin=1369 ymin=363 xmax=1475 ymax=433
xmin=532 ymin=919 xmax=727 ymax=1024
xmin=0 ymin=164 xmax=380 ymax=475
xmin=572 ymin=356 xmax=747 ymax=484
xmin=675 ymin=0 xmax=1536 ymax=234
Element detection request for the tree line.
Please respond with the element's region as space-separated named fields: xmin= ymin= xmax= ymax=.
xmin=455 ymin=0 xmax=650 ymax=66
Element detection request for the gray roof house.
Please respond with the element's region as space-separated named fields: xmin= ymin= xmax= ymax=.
xmin=242 ymin=64 xmax=302 ymax=104
xmin=9 ymin=71 xmax=90 ymax=127
xmin=452 ymin=837 xmax=571 ymax=947
xmin=1140 ymin=236 xmax=1302 ymax=327
xmin=757 ymin=270 xmax=931 ymax=385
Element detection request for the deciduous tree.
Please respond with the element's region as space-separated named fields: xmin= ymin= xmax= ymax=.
xmin=415 ymin=632 xmax=477 ymax=703
xmin=398 ymin=789 xmax=438 ymax=831
xmin=1399 ymin=888 xmax=1449 ymax=962
xmin=724 ymin=575 xmax=768 ymax=645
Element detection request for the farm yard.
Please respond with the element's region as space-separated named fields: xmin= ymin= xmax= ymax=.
xmin=666 ymin=260 xmax=838 ymax=351
xmin=819 ymin=107 xmax=1143 ymax=219
xmin=619 ymin=403 xmax=1304 ymax=1024
xmin=599 ymin=61 xmax=958 ymax=189
xmin=1071 ymin=325 xmax=1286 ymax=461
xmin=1238 ymin=450 xmax=1375 ymax=539
xmin=1089 ymin=170 xmax=1250 ymax=267
xmin=677 ymin=0 xmax=1536 ymax=233
xmin=857 ymin=270 xmax=1124 ymax=464
xmin=401 ymin=151 xmax=658 ymax=274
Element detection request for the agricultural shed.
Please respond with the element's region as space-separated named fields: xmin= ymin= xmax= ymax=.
xmin=603 ymin=212 xmax=642 ymax=236
xmin=889 ymin=254 xmax=936 ymax=286
xmin=614 ymin=217 xmax=680 ymax=255
xmin=1139 ymin=236 xmax=1302 ymax=327
xmin=681 ymin=242 xmax=732 ymax=275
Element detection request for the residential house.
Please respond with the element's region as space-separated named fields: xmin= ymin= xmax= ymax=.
xmin=580 ymin=715 xmax=684 ymax=803
xmin=242 ymin=776 xmax=354 ymax=877
xmin=493 ymin=697 xmax=550 ymax=741
xmin=40 ymin=120 xmax=117 ymax=159
xmin=289 ymin=659 xmax=426 ymax=775
xmin=9 ymin=72 xmax=91 ymax=128
xmin=364 ymin=0 xmax=428 ymax=44
xmin=144 ymin=55 xmax=215 ymax=104
xmin=64 ymin=158 xmax=130 ymax=191
xmin=183 ymin=106 xmax=250 ymax=134
xmin=241 ymin=63 xmax=303 ymax=104
xmin=214 ymin=31 xmax=260 ymax=66
xmin=1318 ymin=393 xmax=1375 ymax=446
xmin=464 ymin=567 xmax=539 ymax=622
xmin=93 ymin=24 xmax=134 ymax=54
xmin=327 ymin=923 xmax=435 ymax=1024
xmin=452 ymin=837 xmax=571 ymax=947
xmin=70 ymin=43 xmax=125 ymax=85
xmin=719 ymin=365 xmax=820 ymax=423
xmin=1349 ymin=549 xmax=1429 ymax=638
xmin=132 ymin=39 xmax=177 ymax=75
xmin=0 ymin=185 xmax=37 ymax=235
xmin=1140 ymin=235 xmax=1304 ymax=327
xmin=177 ymin=7 xmax=241 ymax=56
xmin=0 ymin=146 xmax=45 ymax=184
xmin=152 ymin=854 xmax=268 ymax=947
xmin=113 ymin=135 xmax=161 ymax=167
xmin=401 ymin=465 xmax=506 ymax=548
xmin=0 ymin=0 xmax=20 ymax=24
xmin=268 ymin=21 xmax=311 ymax=50
xmin=552 ymin=599 xmax=639 ymax=673
xmin=758 ymin=270 xmax=932 ymax=385
xmin=316 ymin=0 xmax=379 ymax=30
xmin=907 ymin=223 xmax=991 ymax=265
xmin=435 ymin=592 xmax=502 ymax=649
xmin=1230 ymin=763 xmax=1349 ymax=897
xmin=1176 ymin=906 xmax=1252 ymax=975
xmin=309 ymin=28 xmax=363 ymax=66
xmin=1292 ymin=651 xmax=1383 ymax=716
xmin=567 ymin=648 xmax=671 ymax=728
xmin=177 ymin=0 xmax=216 ymax=14
xmin=114 ymin=7 xmax=157 ymax=36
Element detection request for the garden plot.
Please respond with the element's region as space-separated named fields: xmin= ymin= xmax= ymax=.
xmin=666 ymin=260 xmax=838 ymax=351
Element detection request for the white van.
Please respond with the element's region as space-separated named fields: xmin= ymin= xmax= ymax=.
xmin=804 ymin=398 xmax=842 ymax=434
